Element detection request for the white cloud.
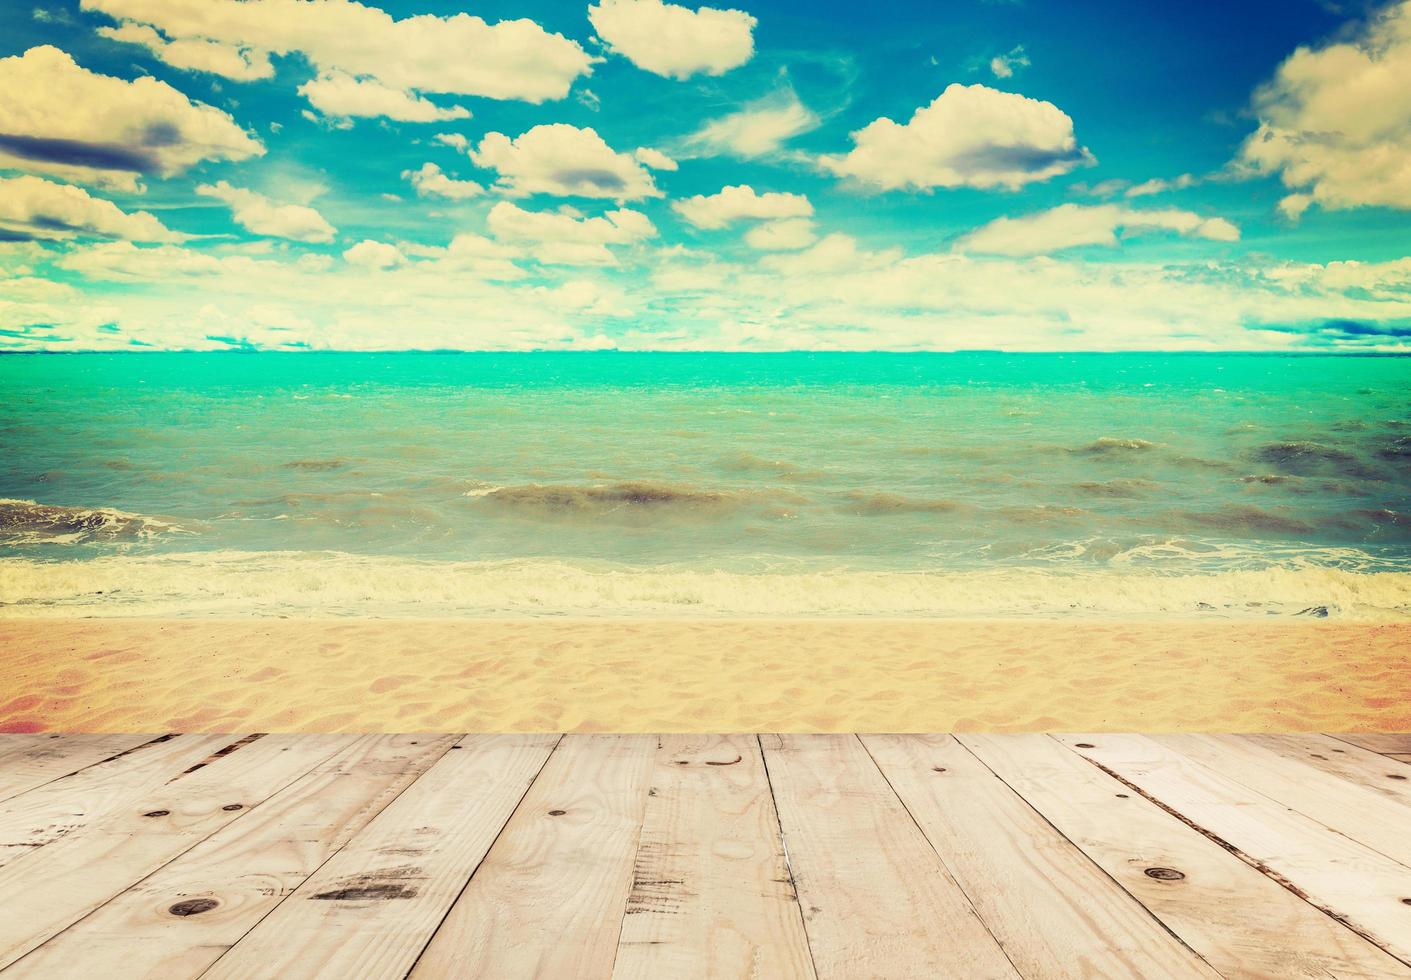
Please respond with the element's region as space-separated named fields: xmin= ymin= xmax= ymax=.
xmin=196 ymin=180 xmax=336 ymax=242
xmin=469 ymin=124 xmax=660 ymax=199
xmin=298 ymin=71 xmax=470 ymax=123
xmin=20 ymin=231 xmax=1411 ymax=353
xmin=83 ymin=0 xmax=594 ymax=106
xmin=679 ymin=87 xmax=819 ymax=158
xmin=820 ymin=83 xmax=1092 ymax=191
xmin=673 ymin=185 xmax=812 ymax=229
xmin=1125 ymin=173 xmax=1197 ymax=197
xmin=401 ymin=162 xmax=485 ymax=200
xmin=0 ymin=45 xmax=263 ymax=189
xmin=957 ymin=203 xmax=1240 ymax=256
xmin=989 ymin=45 xmax=1029 ymax=79
xmin=587 ymin=0 xmax=755 ymax=79
xmin=1239 ymin=0 xmax=1411 ymax=216
xmin=343 ymin=240 xmax=407 ymax=269
xmin=634 ymin=146 xmax=678 ymax=170
xmin=433 ymin=133 xmax=469 ymax=152
xmin=0 ymin=175 xmax=179 ymax=241
xmin=486 ymin=201 xmax=656 ymax=265
xmin=744 ymin=218 xmax=817 ymax=251
xmin=96 ymin=23 xmax=272 ymax=80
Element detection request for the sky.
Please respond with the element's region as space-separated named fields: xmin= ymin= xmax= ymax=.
xmin=1 ymin=0 xmax=1410 ymax=352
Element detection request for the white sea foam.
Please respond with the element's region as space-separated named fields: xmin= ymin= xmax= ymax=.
xmin=1 ymin=552 xmax=1408 ymax=619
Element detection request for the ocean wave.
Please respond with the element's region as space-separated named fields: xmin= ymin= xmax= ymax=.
xmin=0 ymin=499 xmax=193 ymax=546
xmin=1254 ymin=441 xmax=1384 ymax=480
xmin=3 ymin=552 xmax=1407 ymax=619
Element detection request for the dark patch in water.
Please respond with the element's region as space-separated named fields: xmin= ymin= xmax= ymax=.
xmin=1177 ymin=505 xmax=1315 ymax=536
xmin=1378 ymin=436 xmax=1411 ymax=461
xmin=1074 ymin=479 xmax=1158 ymax=498
xmin=478 ymin=481 xmax=795 ymax=515
xmin=1254 ymin=441 xmax=1383 ymax=480
xmin=283 ymin=458 xmax=350 ymax=471
xmin=841 ymin=490 xmax=964 ymax=515
xmin=1078 ymin=437 xmax=1157 ymax=455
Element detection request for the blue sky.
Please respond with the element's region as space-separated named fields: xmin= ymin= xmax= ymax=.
xmin=1 ymin=0 xmax=1410 ymax=351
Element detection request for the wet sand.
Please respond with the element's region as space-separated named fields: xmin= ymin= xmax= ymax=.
xmin=1 ymin=618 xmax=1407 ymax=733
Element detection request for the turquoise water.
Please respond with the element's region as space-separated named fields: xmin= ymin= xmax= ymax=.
xmin=2 ymin=352 xmax=1409 ymax=617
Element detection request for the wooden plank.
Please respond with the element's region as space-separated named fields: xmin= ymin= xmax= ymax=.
xmin=1058 ymin=733 xmax=1411 ymax=968
xmin=1390 ymin=755 xmax=1411 ymax=765
xmin=0 ymin=733 xmax=353 ymax=970
xmin=4 ymin=734 xmax=457 ymax=980
xmin=961 ymin=734 xmax=1411 ymax=979
xmin=0 ymin=733 xmax=233 ymax=869
xmin=612 ymin=734 xmax=816 ymax=980
xmin=863 ymin=734 xmax=1218 ymax=978
xmin=0 ymin=734 xmax=162 ymax=804
xmin=1156 ymin=734 xmax=1411 ymax=868
xmin=760 ymin=734 xmax=1017 ymax=979
xmin=1246 ymin=734 xmax=1411 ymax=804
xmin=409 ymin=734 xmax=656 ymax=979
xmin=1331 ymin=734 xmax=1411 ymax=756
xmin=203 ymin=734 xmax=559 ymax=980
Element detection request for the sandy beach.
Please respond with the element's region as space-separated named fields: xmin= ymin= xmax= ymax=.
xmin=1 ymin=618 xmax=1407 ymax=733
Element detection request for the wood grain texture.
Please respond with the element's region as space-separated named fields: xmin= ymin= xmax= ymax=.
xmin=0 ymin=733 xmax=355 ymax=970
xmin=1331 ymin=734 xmax=1411 ymax=756
xmin=1246 ymin=733 xmax=1411 ymax=804
xmin=0 ymin=732 xmax=1407 ymax=978
xmin=612 ymin=734 xmax=816 ymax=980
xmin=4 ymin=734 xmax=456 ymax=980
xmin=0 ymin=734 xmax=232 ymax=870
xmin=409 ymin=734 xmax=656 ymax=979
xmin=1058 ymin=733 xmax=1411 ymax=968
xmin=0 ymin=734 xmax=162 ymax=804
xmin=201 ymin=733 xmax=558 ymax=980
xmin=1155 ymin=733 xmax=1411 ymax=868
xmin=760 ymin=734 xmax=1018 ymax=980
xmin=863 ymin=733 xmax=1219 ymax=979
xmin=961 ymin=733 xmax=1411 ymax=979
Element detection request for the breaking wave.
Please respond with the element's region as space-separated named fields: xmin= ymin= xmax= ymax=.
xmin=0 ymin=499 xmax=193 ymax=546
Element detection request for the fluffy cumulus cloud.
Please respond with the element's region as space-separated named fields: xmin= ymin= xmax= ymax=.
xmin=1238 ymin=1 xmax=1411 ymax=219
xmin=672 ymin=185 xmax=813 ymax=229
xmin=13 ymin=226 xmax=1411 ymax=352
xmin=196 ymin=181 xmax=336 ymax=243
xmin=401 ymin=163 xmax=484 ymax=200
xmin=0 ymin=45 xmax=263 ymax=189
xmin=821 ymin=83 xmax=1093 ymax=191
xmin=0 ymin=175 xmax=179 ymax=241
xmin=82 ymin=0 xmax=594 ymax=112
xmin=486 ymin=201 xmax=656 ymax=265
xmin=343 ymin=239 xmax=407 ymax=270
xmin=957 ymin=203 xmax=1239 ymax=256
xmin=679 ymin=87 xmax=820 ymax=159
xmin=298 ymin=72 xmax=470 ymax=123
xmin=587 ymin=0 xmax=755 ymax=79
xmin=469 ymin=124 xmax=661 ymax=200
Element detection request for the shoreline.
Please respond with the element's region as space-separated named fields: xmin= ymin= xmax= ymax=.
xmin=3 ymin=617 xmax=1408 ymax=733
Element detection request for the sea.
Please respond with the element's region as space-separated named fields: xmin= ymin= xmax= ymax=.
xmin=2 ymin=351 xmax=1409 ymax=619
